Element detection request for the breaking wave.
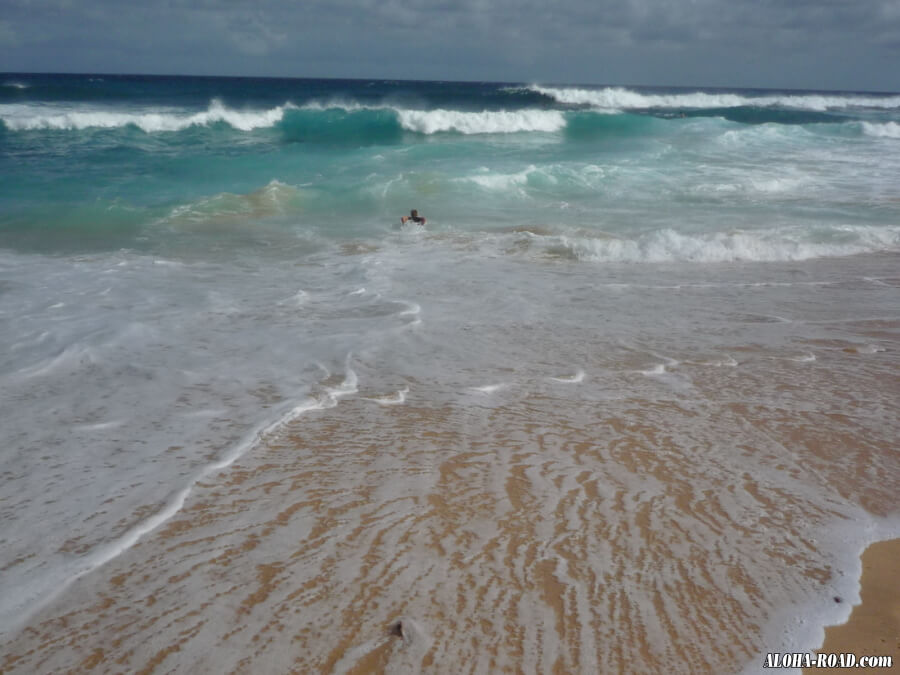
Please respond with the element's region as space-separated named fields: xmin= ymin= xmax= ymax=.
xmin=0 ymin=99 xmax=291 ymax=132
xmin=6 ymin=96 xmax=897 ymax=143
xmin=395 ymin=108 xmax=565 ymax=134
xmin=530 ymin=85 xmax=900 ymax=112
xmin=1 ymin=100 xmax=567 ymax=137
xmin=861 ymin=121 xmax=900 ymax=138
xmin=525 ymin=226 xmax=900 ymax=263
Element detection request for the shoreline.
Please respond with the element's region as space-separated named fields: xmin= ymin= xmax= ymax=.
xmin=803 ymin=538 xmax=900 ymax=674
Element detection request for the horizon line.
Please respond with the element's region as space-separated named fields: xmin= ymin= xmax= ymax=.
xmin=3 ymin=71 xmax=899 ymax=97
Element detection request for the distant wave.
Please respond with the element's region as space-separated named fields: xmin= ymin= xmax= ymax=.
xmin=1 ymin=100 xmax=568 ymax=136
xmin=523 ymin=225 xmax=900 ymax=263
xmin=530 ymin=85 xmax=900 ymax=112
xmin=0 ymin=99 xmax=291 ymax=132
xmin=2 ymin=81 xmax=30 ymax=90
xmin=4 ymin=97 xmax=895 ymax=141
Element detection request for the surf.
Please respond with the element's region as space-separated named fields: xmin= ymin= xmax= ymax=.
xmin=0 ymin=98 xmax=291 ymax=132
xmin=529 ymin=84 xmax=900 ymax=111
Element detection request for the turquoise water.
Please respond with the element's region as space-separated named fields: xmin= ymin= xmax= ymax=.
xmin=1 ymin=74 xmax=899 ymax=673
xmin=3 ymin=74 xmax=899 ymax=256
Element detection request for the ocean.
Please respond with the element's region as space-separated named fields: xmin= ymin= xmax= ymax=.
xmin=1 ymin=73 xmax=898 ymax=673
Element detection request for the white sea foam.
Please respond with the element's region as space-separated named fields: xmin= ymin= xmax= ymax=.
xmin=73 ymin=420 xmax=124 ymax=431
xmin=851 ymin=344 xmax=886 ymax=354
xmin=297 ymin=101 xmax=567 ymax=134
xmin=0 ymin=245 xmax=394 ymax=639
xmin=397 ymin=302 xmax=422 ymax=327
xmin=323 ymin=364 xmax=359 ymax=398
xmin=549 ymin=369 xmax=585 ymax=383
xmin=300 ymin=99 xmax=369 ymax=112
xmin=396 ymin=108 xmax=566 ymax=134
xmin=362 ymin=386 xmax=409 ymax=405
xmin=692 ymin=175 xmax=808 ymax=197
xmin=531 ymin=85 xmax=900 ymax=111
xmin=861 ymin=121 xmax=900 ymax=138
xmin=471 ymin=383 xmax=508 ymax=393
xmin=1 ymin=361 xmax=359 ymax=636
xmin=544 ymin=225 xmax=900 ymax=264
xmin=396 ymin=301 xmax=421 ymax=317
xmin=464 ymin=165 xmax=537 ymax=191
xmin=0 ymin=99 xmax=291 ymax=132
xmin=701 ymin=356 xmax=739 ymax=367
xmin=290 ymin=289 xmax=310 ymax=304
xmin=715 ymin=123 xmax=813 ymax=149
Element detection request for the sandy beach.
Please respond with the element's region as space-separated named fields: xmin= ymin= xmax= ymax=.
xmin=3 ymin=341 xmax=898 ymax=674
xmin=804 ymin=538 xmax=900 ymax=674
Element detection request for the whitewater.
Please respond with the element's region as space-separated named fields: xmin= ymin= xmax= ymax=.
xmin=1 ymin=74 xmax=898 ymax=674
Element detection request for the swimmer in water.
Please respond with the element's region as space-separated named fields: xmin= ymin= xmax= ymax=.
xmin=401 ymin=209 xmax=426 ymax=226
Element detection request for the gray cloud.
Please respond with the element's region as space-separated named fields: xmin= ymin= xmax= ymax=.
xmin=0 ymin=21 xmax=21 ymax=47
xmin=1 ymin=0 xmax=898 ymax=91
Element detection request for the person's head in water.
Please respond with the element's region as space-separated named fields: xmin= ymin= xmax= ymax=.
xmin=402 ymin=209 xmax=426 ymax=225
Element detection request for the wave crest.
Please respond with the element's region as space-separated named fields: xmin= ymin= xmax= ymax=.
xmin=528 ymin=226 xmax=900 ymax=263
xmin=0 ymin=99 xmax=290 ymax=132
xmin=861 ymin=121 xmax=900 ymax=138
xmin=395 ymin=108 xmax=566 ymax=134
xmin=531 ymin=85 xmax=900 ymax=112
xmin=1 ymin=100 xmax=567 ymax=136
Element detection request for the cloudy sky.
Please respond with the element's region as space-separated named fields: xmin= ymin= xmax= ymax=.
xmin=2 ymin=0 xmax=899 ymax=92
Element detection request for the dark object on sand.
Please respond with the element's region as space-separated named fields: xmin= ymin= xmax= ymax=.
xmin=390 ymin=620 xmax=405 ymax=638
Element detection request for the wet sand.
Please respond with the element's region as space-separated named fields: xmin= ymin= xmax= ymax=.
xmin=804 ymin=538 xmax=900 ymax=674
xmin=2 ymin=383 xmax=898 ymax=674
xmin=2 ymin=256 xmax=898 ymax=674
